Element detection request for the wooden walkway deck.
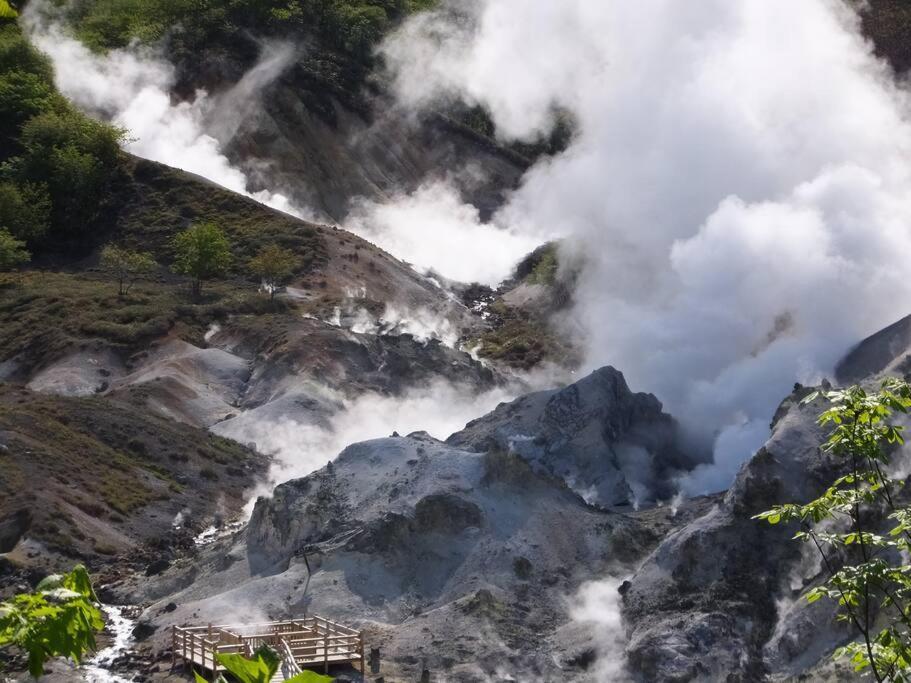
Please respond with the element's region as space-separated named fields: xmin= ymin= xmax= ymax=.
xmin=172 ymin=616 xmax=365 ymax=681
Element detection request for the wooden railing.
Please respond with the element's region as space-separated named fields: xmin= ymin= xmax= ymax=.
xmin=172 ymin=616 xmax=365 ymax=678
xmin=279 ymin=638 xmax=302 ymax=678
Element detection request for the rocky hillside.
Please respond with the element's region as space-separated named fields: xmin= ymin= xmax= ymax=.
xmin=111 ymin=367 xmax=718 ymax=682
xmin=0 ymin=385 xmax=268 ymax=579
xmin=1 ymin=151 xmax=500 ymax=414
xmin=621 ymin=317 xmax=911 ymax=682
xmin=448 ymin=366 xmax=698 ymax=507
xmin=95 ymin=315 xmax=911 ymax=683
xmin=0 ymin=0 xmax=529 ymax=654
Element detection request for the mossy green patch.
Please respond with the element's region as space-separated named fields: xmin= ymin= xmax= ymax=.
xmin=0 ymin=270 xmax=294 ymax=372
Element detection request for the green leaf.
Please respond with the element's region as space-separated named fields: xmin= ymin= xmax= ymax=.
xmin=801 ymin=391 xmax=820 ymax=405
xmin=216 ymin=647 xmax=280 ymax=683
xmin=0 ymin=566 xmax=104 ymax=676
xmin=63 ymin=565 xmax=97 ymax=600
xmin=36 ymin=574 xmax=64 ymax=591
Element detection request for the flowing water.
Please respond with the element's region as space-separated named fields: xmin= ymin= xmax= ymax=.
xmin=82 ymin=605 xmax=136 ymax=682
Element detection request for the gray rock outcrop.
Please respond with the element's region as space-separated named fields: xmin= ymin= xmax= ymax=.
xmin=448 ymin=367 xmax=698 ymax=506
xmin=622 ymin=313 xmax=911 ymax=681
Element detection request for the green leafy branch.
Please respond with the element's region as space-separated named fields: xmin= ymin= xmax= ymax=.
xmin=192 ymin=645 xmax=333 ymax=683
xmin=0 ymin=565 xmax=105 ymax=678
xmin=755 ymin=379 xmax=911 ymax=681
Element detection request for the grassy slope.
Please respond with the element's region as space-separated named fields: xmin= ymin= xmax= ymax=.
xmin=0 ymin=384 xmax=267 ymax=571
xmin=108 ymin=156 xmax=329 ymax=267
xmin=1 ymin=156 xmax=331 ymax=375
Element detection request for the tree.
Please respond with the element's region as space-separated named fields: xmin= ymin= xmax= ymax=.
xmin=756 ymin=379 xmax=911 ymax=681
xmin=0 ymin=227 xmax=29 ymax=272
xmin=14 ymin=109 xmax=124 ymax=237
xmin=249 ymin=244 xmax=297 ymax=301
xmin=0 ymin=70 xmax=57 ymax=134
xmin=0 ymin=565 xmax=104 ymax=678
xmin=0 ymin=181 xmax=51 ymax=242
xmin=193 ymin=646 xmax=332 ymax=683
xmin=100 ymin=244 xmax=157 ymax=295
xmin=171 ymin=222 xmax=232 ymax=298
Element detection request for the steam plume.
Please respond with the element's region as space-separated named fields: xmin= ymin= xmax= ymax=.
xmin=23 ymin=6 xmax=304 ymax=217
xmin=345 ymin=180 xmax=542 ymax=286
xmin=380 ymin=0 xmax=911 ymax=493
xmin=213 ymin=379 xmax=519 ymax=492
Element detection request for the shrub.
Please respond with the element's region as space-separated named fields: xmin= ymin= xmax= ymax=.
xmin=0 ymin=181 xmax=50 ymax=242
xmin=248 ymin=243 xmax=297 ymax=301
xmin=0 ymin=227 xmax=29 ymax=271
xmin=99 ymin=244 xmax=158 ymax=295
xmin=0 ymin=565 xmax=104 ymax=678
xmin=14 ymin=110 xmax=124 ymax=236
xmin=172 ymin=222 xmax=233 ymax=298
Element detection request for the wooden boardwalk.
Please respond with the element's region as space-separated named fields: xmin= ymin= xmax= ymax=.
xmin=172 ymin=616 xmax=365 ymax=681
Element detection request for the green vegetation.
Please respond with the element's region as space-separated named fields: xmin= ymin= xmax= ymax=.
xmin=0 ymin=565 xmax=104 ymax=677
xmin=99 ymin=244 xmax=157 ymax=295
xmin=525 ymin=247 xmax=558 ymax=286
xmin=110 ymin=158 xmax=328 ymax=269
xmin=0 ymin=227 xmax=29 ymax=271
xmin=0 ymin=271 xmax=290 ymax=368
xmin=469 ymin=299 xmax=576 ymax=370
xmin=172 ymin=222 xmax=233 ymax=298
xmin=513 ymin=242 xmax=561 ymax=286
xmin=466 ymin=243 xmax=577 ymax=370
xmin=249 ymin=243 xmax=297 ymax=301
xmin=193 ymin=646 xmax=332 ymax=683
xmin=0 ymin=16 xmax=124 ymax=252
xmin=14 ymin=110 xmax=123 ymax=239
xmin=756 ymin=379 xmax=911 ymax=681
xmin=0 ymin=181 xmax=51 ymax=242
xmin=67 ymin=0 xmax=436 ymax=59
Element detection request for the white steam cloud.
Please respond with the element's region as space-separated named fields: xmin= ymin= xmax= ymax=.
xmin=380 ymin=0 xmax=911 ymax=494
xmin=568 ymin=578 xmax=630 ymax=682
xmin=345 ymin=180 xmax=542 ymax=286
xmin=213 ymin=380 xmax=518 ymax=496
xmin=23 ymin=7 xmax=305 ymax=217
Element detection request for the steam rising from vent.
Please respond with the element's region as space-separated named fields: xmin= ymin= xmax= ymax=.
xmin=568 ymin=578 xmax=630 ymax=681
xmin=380 ymin=0 xmax=911 ymax=493
xmin=345 ymin=180 xmax=543 ymax=286
xmin=213 ymin=380 xmax=518 ymax=496
xmin=327 ymin=300 xmax=461 ymax=348
xmin=23 ymin=6 xmax=305 ymax=217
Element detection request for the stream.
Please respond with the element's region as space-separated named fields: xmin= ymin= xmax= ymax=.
xmin=82 ymin=605 xmax=136 ymax=682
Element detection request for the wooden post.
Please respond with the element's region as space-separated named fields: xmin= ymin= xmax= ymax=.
xmin=359 ymin=633 xmax=365 ymax=679
xmin=171 ymin=626 xmax=177 ymax=670
xmin=207 ymin=624 xmax=213 ymax=672
xmin=323 ymin=629 xmax=329 ymax=674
